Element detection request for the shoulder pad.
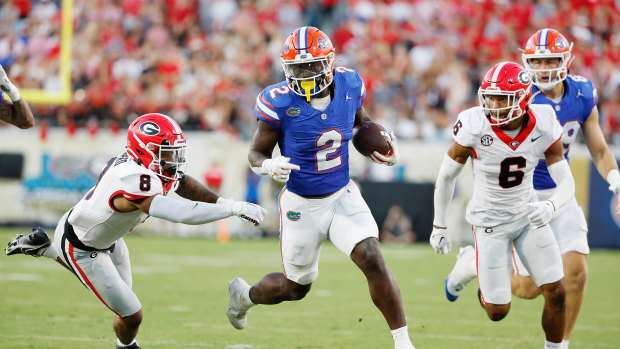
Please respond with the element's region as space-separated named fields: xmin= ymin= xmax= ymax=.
xmin=259 ymin=82 xmax=294 ymax=109
xmin=335 ymin=67 xmax=363 ymax=89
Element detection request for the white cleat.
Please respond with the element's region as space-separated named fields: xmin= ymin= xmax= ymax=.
xmin=227 ymin=277 xmax=252 ymax=330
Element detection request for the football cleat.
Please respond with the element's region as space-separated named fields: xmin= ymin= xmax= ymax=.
xmin=6 ymin=227 xmax=50 ymax=256
xmin=227 ymin=277 xmax=252 ymax=330
xmin=444 ymin=278 xmax=459 ymax=302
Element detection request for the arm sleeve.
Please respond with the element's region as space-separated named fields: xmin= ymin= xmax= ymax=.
xmin=148 ymin=195 xmax=234 ymax=225
xmin=433 ymin=154 xmax=465 ymax=227
xmin=254 ymin=90 xmax=281 ymax=129
xmin=547 ymin=160 xmax=575 ymax=210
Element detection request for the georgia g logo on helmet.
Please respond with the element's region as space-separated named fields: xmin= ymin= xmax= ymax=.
xmin=139 ymin=121 xmax=160 ymax=136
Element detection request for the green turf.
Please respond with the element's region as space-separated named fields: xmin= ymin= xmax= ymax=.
xmin=1 ymin=229 xmax=619 ymax=349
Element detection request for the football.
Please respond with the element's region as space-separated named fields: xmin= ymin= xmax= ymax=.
xmin=352 ymin=121 xmax=393 ymax=157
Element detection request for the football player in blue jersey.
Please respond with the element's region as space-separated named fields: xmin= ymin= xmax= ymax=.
xmin=441 ymin=29 xmax=620 ymax=349
xmin=225 ymin=26 xmax=416 ymax=349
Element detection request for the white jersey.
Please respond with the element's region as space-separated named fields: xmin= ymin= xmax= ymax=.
xmin=453 ymin=105 xmax=563 ymax=227
xmin=68 ymin=153 xmax=165 ymax=249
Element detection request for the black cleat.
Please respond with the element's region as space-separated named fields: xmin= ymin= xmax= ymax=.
xmin=116 ymin=343 xmax=141 ymax=349
xmin=6 ymin=227 xmax=51 ymax=256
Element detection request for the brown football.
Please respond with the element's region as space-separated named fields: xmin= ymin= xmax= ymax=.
xmin=352 ymin=122 xmax=392 ymax=157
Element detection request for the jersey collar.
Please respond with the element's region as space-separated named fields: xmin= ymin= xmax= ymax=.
xmin=490 ymin=110 xmax=537 ymax=151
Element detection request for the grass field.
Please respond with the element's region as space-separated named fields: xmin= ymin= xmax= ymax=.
xmin=1 ymin=229 xmax=619 ymax=349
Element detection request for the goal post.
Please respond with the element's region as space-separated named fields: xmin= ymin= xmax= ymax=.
xmin=20 ymin=0 xmax=73 ymax=105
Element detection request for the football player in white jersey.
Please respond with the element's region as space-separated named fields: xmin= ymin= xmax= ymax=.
xmin=430 ymin=62 xmax=575 ymax=349
xmin=6 ymin=113 xmax=266 ymax=349
xmin=441 ymin=29 xmax=620 ymax=349
xmin=0 ymin=63 xmax=35 ymax=129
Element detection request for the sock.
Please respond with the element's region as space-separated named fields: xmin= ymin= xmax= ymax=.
xmin=544 ymin=340 xmax=562 ymax=349
xmin=242 ymin=286 xmax=255 ymax=308
xmin=446 ymin=246 xmax=477 ymax=295
xmin=562 ymin=340 xmax=569 ymax=349
xmin=116 ymin=338 xmax=137 ymax=348
xmin=391 ymin=326 xmax=415 ymax=349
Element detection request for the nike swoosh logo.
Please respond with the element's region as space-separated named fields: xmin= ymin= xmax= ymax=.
xmin=531 ymin=135 xmax=542 ymax=142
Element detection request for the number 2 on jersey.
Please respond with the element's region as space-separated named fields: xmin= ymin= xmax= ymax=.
xmin=316 ymin=129 xmax=343 ymax=172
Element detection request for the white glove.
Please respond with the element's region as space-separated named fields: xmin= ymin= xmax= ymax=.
xmin=429 ymin=225 xmax=451 ymax=255
xmin=607 ymin=169 xmax=620 ymax=213
xmin=0 ymin=64 xmax=20 ymax=102
xmin=261 ymin=156 xmax=300 ymax=183
xmin=370 ymin=130 xmax=399 ymax=166
xmin=527 ymin=200 xmax=555 ymax=227
xmin=218 ymin=198 xmax=266 ymax=226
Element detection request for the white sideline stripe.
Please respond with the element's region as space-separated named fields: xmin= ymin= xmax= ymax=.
xmin=6 ymin=335 xmax=217 ymax=348
xmin=6 ymin=334 xmax=616 ymax=348
xmin=255 ymin=96 xmax=279 ymax=120
xmin=0 ymin=273 xmax=42 ymax=282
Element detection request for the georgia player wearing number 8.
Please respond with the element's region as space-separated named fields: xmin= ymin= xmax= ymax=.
xmin=226 ymin=26 xmax=415 ymax=349
xmin=430 ymin=62 xmax=574 ymax=349
xmin=5 ymin=113 xmax=266 ymax=349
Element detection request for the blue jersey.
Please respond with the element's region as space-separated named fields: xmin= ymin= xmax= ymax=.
xmin=532 ymin=75 xmax=598 ymax=189
xmin=254 ymin=68 xmax=366 ymax=197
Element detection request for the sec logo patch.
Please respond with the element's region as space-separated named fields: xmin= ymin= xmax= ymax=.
xmin=480 ymin=134 xmax=493 ymax=146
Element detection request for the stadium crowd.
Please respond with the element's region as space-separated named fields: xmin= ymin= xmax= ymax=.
xmin=2 ymin=0 xmax=620 ymax=143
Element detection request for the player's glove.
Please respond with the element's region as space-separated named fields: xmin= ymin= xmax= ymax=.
xmin=218 ymin=198 xmax=266 ymax=226
xmin=607 ymin=169 xmax=620 ymax=213
xmin=0 ymin=64 xmax=20 ymax=102
xmin=429 ymin=225 xmax=451 ymax=255
xmin=259 ymin=156 xmax=301 ymax=183
xmin=527 ymin=200 xmax=555 ymax=227
xmin=370 ymin=130 xmax=399 ymax=166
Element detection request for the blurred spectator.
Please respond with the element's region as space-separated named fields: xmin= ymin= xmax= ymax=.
xmin=380 ymin=205 xmax=416 ymax=244
xmin=2 ymin=0 xmax=620 ymax=143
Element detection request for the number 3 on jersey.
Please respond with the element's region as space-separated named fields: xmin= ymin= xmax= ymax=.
xmin=316 ymin=129 xmax=343 ymax=172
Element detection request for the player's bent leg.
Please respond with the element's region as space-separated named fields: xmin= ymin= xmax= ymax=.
xmin=562 ymin=251 xmax=588 ymax=341
xmin=511 ymin=274 xmax=542 ymax=300
xmin=350 ymin=237 xmax=406 ymax=329
xmin=482 ymin=302 xmax=511 ymax=322
xmin=445 ymin=245 xmax=477 ymax=301
xmin=540 ymin=280 xmax=566 ymax=344
xmin=249 ymin=273 xmax=311 ymax=304
xmin=114 ymin=309 xmax=143 ymax=348
xmin=111 ymin=238 xmax=133 ymax=288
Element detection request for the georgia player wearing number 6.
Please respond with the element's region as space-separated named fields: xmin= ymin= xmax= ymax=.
xmin=6 ymin=113 xmax=266 ymax=349
xmin=430 ymin=62 xmax=573 ymax=349
xmin=225 ymin=26 xmax=415 ymax=349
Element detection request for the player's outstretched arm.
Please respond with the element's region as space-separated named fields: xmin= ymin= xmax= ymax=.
xmin=582 ymin=107 xmax=620 ymax=200
xmin=430 ymin=143 xmax=469 ymax=255
xmin=176 ymin=174 xmax=220 ymax=203
xmin=0 ymin=64 xmax=34 ymax=129
xmin=249 ymin=121 xmax=300 ymax=182
xmin=113 ymin=194 xmax=266 ymax=226
xmin=528 ymin=140 xmax=577 ymax=226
